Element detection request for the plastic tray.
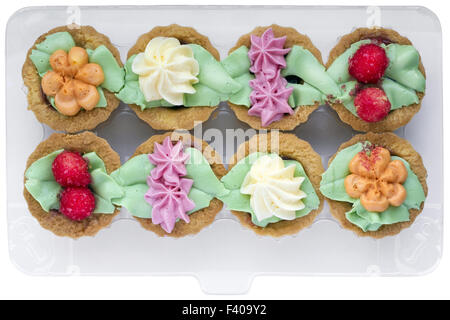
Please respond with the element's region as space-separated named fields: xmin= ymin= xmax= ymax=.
xmin=6 ymin=5 xmax=443 ymax=294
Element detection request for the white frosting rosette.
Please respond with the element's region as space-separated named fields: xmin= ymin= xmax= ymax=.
xmin=132 ymin=37 xmax=200 ymax=105
xmin=240 ymin=154 xmax=307 ymax=221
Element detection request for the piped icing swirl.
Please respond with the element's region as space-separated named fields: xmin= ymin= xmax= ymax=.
xmin=132 ymin=37 xmax=200 ymax=105
xmin=41 ymin=47 xmax=104 ymax=116
xmin=28 ymin=31 xmax=125 ymax=118
xmin=248 ymin=28 xmax=291 ymax=80
xmin=344 ymin=146 xmax=407 ymax=212
xmin=249 ymin=71 xmax=294 ymax=126
xmin=247 ymin=28 xmax=294 ymax=126
xmin=240 ymin=154 xmax=307 ymax=222
xmin=319 ymin=141 xmax=426 ymax=232
xmin=148 ymin=137 xmax=189 ymax=186
xmin=145 ymin=177 xmax=195 ymax=233
xmin=144 ymin=137 xmax=195 ymax=233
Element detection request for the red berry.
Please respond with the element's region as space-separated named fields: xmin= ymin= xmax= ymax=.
xmin=52 ymin=151 xmax=91 ymax=187
xmin=59 ymin=187 xmax=95 ymax=221
xmin=349 ymin=43 xmax=389 ymax=84
xmin=354 ymin=87 xmax=391 ymax=122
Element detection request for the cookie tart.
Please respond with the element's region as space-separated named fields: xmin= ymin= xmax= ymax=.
xmin=23 ymin=25 xmax=125 ymax=133
xmin=320 ymin=133 xmax=427 ymax=238
xmin=218 ymin=132 xmax=324 ymax=237
xmin=223 ymin=25 xmax=340 ymax=130
xmin=110 ymin=132 xmax=228 ymax=237
xmin=326 ymin=27 xmax=426 ymax=132
xmin=23 ymin=132 xmax=123 ymax=238
xmin=116 ymin=24 xmax=242 ymax=130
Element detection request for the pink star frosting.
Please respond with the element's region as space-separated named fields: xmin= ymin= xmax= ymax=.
xmin=145 ymin=136 xmax=195 ymax=233
xmin=145 ymin=177 xmax=195 ymax=234
xmin=248 ymin=28 xmax=291 ymax=80
xmin=248 ymin=71 xmax=294 ymax=127
xmin=247 ymin=28 xmax=294 ymax=127
xmin=148 ymin=137 xmax=190 ymax=186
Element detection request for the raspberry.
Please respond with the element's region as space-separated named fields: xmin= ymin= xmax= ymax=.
xmin=59 ymin=187 xmax=95 ymax=221
xmin=52 ymin=151 xmax=91 ymax=187
xmin=354 ymin=87 xmax=391 ymax=122
xmin=349 ymin=43 xmax=389 ymax=84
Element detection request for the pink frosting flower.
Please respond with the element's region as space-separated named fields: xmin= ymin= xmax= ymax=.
xmin=248 ymin=28 xmax=291 ymax=79
xmin=145 ymin=136 xmax=195 ymax=233
xmin=247 ymin=27 xmax=294 ymax=126
xmin=148 ymin=137 xmax=190 ymax=186
xmin=145 ymin=177 xmax=195 ymax=234
xmin=249 ymin=71 xmax=294 ymax=127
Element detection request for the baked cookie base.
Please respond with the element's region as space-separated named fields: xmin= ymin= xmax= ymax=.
xmin=23 ymin=132 xmax=122 ymax=238
xmin=127 ymin=24 xmax=220 ymax=130
xmin=229 ymin=103 xmax=319 ymax=131
xmin=131 ymin=132 xmax=227 ymax=238
xmin=129 ymin=104 xmax=217 ymax=131
xmin=228 ymin=24 xmax=324 ymax=130
xmin=228 ymin=132 xmax=325 ymax=237
xmin=22 ymin=25 xmax=123 ymax=133
xmin=326 ymin=132 xmax=428 ymax=239
xmin=326 ymin=27 xmax=426 ymax=133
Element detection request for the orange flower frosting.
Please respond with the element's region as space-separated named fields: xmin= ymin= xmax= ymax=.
xmin=41 ymin=47 xmax=104 ymax=116
xmin=344 ymin=146 xmax=408 ymax=212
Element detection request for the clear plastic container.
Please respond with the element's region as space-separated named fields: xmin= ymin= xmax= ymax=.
xmin=6 ymin=5 xmax=443 ymax=294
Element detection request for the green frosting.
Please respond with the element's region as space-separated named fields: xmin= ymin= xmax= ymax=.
xmin=221 ymin=45 xmax=333 ymax=108
xmin=340 ymin=81 xmax=359 ymax=116
xmin=385 ymin=44 xmax=425 ymax=92
xmin=86 ymin=46 xmax=125 ymax=93
xmin=115 ymin=44 xmax=242 ymax=110
xmin=319 ymin=142 xmax=426 ymax=232
xmin=288 ymin=82 xmax=325 ymax=107
xmin=114 ymin=56 xmax=154 ymax=109
xmin=227 ymin=73 xmax=254 ymax=106
xmin=381 ymin=78 xmax=419 ymax=110
xmin=221 ymin=46 xmax=252 ymax=79
xmin=28 ymin=32 xmax=125 ymax=112
xmin=185 ymin=148 xmax=229 ymax=197
xmin=282 ymin=45 xmax=341 ymax=98
xmin=221 ymin=46 xmax=255 ymax=106
xmin=35 ymin=32 xmax=76 ymax=54
xmin=24 ymin=150 xmax=123 ymax=214
xmin=29 ymin=50 xmax=53 ymax=77
xmin=218 ymin=153 xmax=320 ymax=228
xmin=29 ymin=32 xmax=76 ymax=76
xmin=24 ymin=150 xmax=63 ymax=211
xmin=191 ymin=44 xmax=241 ymax=97
xmin=326 ymin=40 xmax=426 ymax=117
xmin=110 ymin=149 xmax=229 ymax=219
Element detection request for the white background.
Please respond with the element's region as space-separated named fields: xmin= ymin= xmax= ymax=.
xmin=0 ymin=0 xmax=448 ymax=300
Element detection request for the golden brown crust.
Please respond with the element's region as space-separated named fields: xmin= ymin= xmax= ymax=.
xmin=229 ymin=103 xmax=319 ymax=131
xmin=23 ymin=132 xmax=121 ymax=238
xmin=22 ymin=25 xmax=123 ymax=133
xmin=132 ymin=132 xmax=227 ymax=237
xmin=228 ymin=132 xmax=324 ymax=237
xmin=127 ymin=25 xmax=219 ymax=130
xmin=129 ymin=105 xmax=217 ymax=131
xmin=326 ymin=27 xmax=426 ymax=132
xmin=227 ymin=24 xmax=323 ymax=131
xmin=127 ymin=24 xmax=219 ymax=60
xmin=326 ymin=132 xmax=428 ymax=238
